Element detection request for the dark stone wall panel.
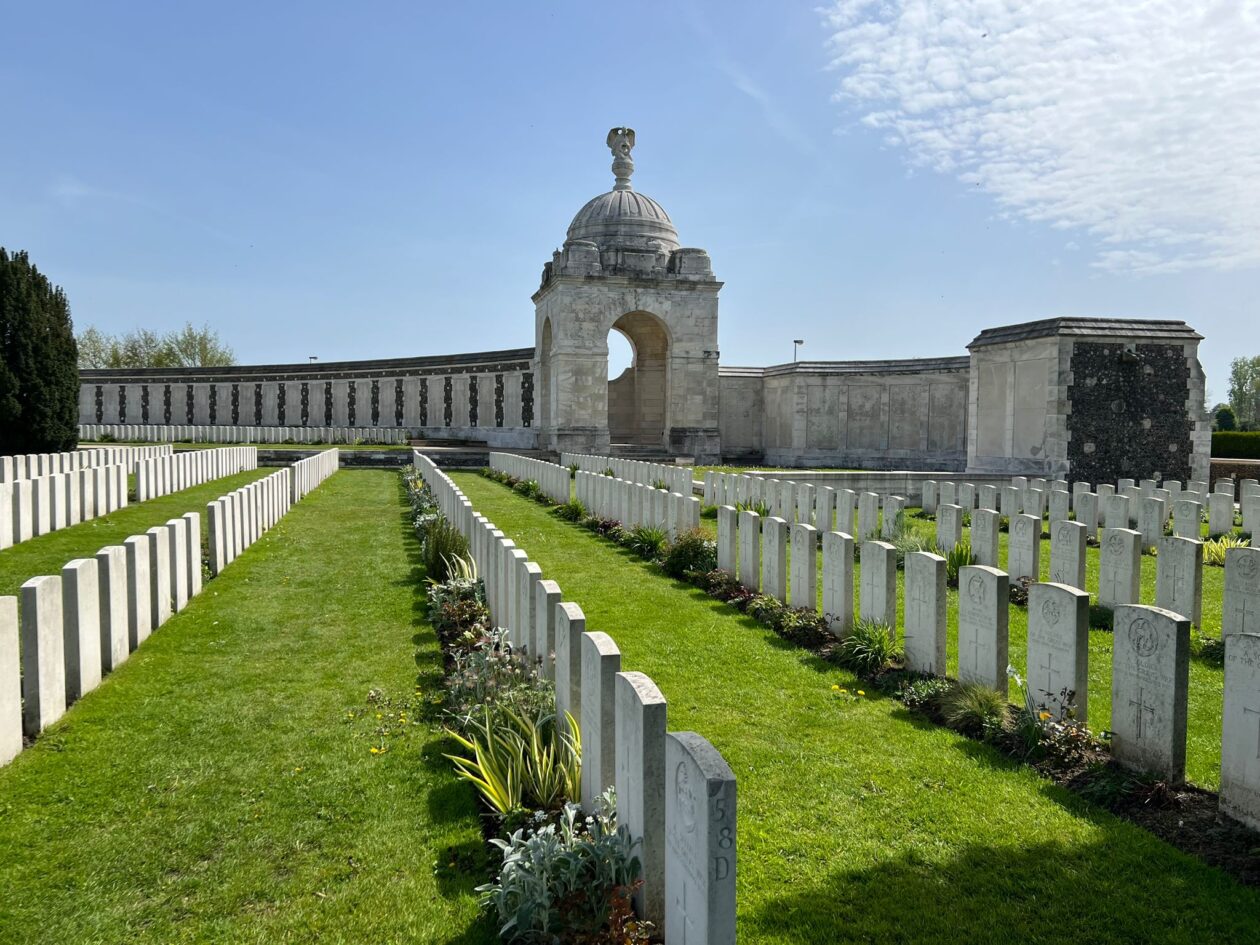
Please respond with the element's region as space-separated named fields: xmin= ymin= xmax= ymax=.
xmin=1067 ymin=342 xmax=1192 ymax=483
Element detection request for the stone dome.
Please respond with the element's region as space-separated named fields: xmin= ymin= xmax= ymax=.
xmin=566 ymin=189 xmax=680 ymax=254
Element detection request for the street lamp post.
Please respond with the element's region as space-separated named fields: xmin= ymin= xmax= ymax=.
xmin=793 ymin=339 xmax=804 ymax=362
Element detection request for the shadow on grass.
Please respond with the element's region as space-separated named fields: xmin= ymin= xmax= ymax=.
xmin=747 ymin=834 xmax=1252 ymax=945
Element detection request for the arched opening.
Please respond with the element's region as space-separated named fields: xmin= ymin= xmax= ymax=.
xmin=607 ymin=311 xmax=669 ymax=446
xmin=539 ymin=317 xmax=553 ymax=433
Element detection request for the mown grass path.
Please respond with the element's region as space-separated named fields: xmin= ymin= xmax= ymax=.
xmin=456 ymin=472 xmax=1260 ymax=945
xmin=0 ymin=468 xmax=274 ymax=598
xmin=0 ymin=470 xmax=493 ymax=945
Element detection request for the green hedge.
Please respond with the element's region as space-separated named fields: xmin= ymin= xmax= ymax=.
xmin=1212 ymin=431 xmax=1260 ymax=458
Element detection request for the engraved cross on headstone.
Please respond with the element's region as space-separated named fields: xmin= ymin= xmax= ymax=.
xmin=1129 ymin=687 xmax=1156 ymax=739
xmin=676 ymin=881 xmax=697 ymax=944
xmin=909 ymin=579 xmax=932 ymax=628
xmin=1240 ymin=596 xmax=1260 ymax=634
xmin=1039 ymin=650 xmax=1061 ymax=697
xmin=1244 ymin=705 xmax=1260 ymax=760
xmin=963 ymin=632 xmax=987 ymax=675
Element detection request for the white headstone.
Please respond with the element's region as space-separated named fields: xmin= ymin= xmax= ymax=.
xmin=615 ymin=671 xmax=667 ymax=928
xmin=903 ymin=552 xmax=946 ymax=674
xmin=124 ymin=535 xmax=152 ymax=649
xmin=1026 ymin=582 xmax=1091 ymax=723
xmin=554 ymin=602 xmax=585 ymax=731
xmin=738 ymin=510 xmax=761 ymax=591
xmin=147 ymin=527 xmax=172 ymax=628
xmin=61 ymin=558 xmax=102 ymax=702
xmin=858 ymin=492 xmax=879 ymax=541
xmin=822 ymin=531 xmax=854 ymax=637
xmin=1098 ymin=528 xmax=1142 ymax=610
xmin=761 ymin=517 xmax=788 ymax=603
xmin=881 ymin=495 xmax=904 ymax=538
xmin=0 ymin=597 xmax=21 ymax=766
xmin=1048 ymin=490 xmax=1071 ymax=526
xmin=1173 ymin=499 xmax=1202 ymax=540
xmin=859 ymin=540 xmax=897 ymax=631
xmin=789 ymin=524 xmax=817 ymax=610
xmin=1221 ymin=632 xmax=1260 ymax=831
xmin=1110 ymin=605 xmax=1190 ymax=782
xmin=95 ymin=546 xmax=130 ymax=672
xmin=1209 ymin=492 xmax=1235 ymax=538
xmin=580 ymin=631 xmax=621 ymax=809
xmin=1049 ymin=520 xmax=1087 ymax=590
xmin=20 ymin=575 xmax=66 ymax=736
xmin=1223 ymin=548 xmax=1260 ymax=636
xmin=534 ymin=580 xmax=562 ymax=679
xmin=1155 ymin=536 xmax=1203 ymax=629
xmin=936 ymin=503 xmax=962 ymax=554
xmin=717 ymin=506 xmax=737 ymax=573
xmin=958 ymin=565 xmax=1009 ymax=695
xmin=664 ymin=731 xmax=737 ymax=945
xmin=1103 ymin=494 xmax=1131 ymax=530
xmin=1007 ymin=514 xmax=1041 ymax=582
xmin=971 ymin=508 xmax=1000 ymax=568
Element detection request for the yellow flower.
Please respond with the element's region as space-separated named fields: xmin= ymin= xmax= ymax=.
xmin=831 ymin=684 xmax=840 ymax=691
xmin=839 ymin=688 xmax=848 ymax=694
xmin=1039 ymin=710 xmax=1051 ymax=720
xmin=857 ymin=690 xmax=866 ymax=697
xmin=369 ymin=747 xmax=380 ymax=754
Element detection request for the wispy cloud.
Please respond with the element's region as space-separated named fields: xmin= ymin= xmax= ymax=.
xmin=821 ymin=1 xmax=1260 ymax=273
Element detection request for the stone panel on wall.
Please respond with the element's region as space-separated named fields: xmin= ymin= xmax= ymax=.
xmin=847 ymin=386 xmax=884 ymax=451
xmin=888 ymin=385 xmax=923 ymax=450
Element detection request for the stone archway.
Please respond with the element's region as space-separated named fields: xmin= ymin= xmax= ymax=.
xmin=607 ymin=311 xmax=669 ymax=446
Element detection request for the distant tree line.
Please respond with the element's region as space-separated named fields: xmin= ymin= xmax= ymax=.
xmin=0 ymin=248 xmax=80 ymax=454
xmin=77 ymin=322 xmax=235 ymax=369
xmin=1212 ymin=355 xmax=1260 ymax=431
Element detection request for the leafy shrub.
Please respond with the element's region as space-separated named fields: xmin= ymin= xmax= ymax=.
xmin=445 ymin=706 xmax=581 ymax=818
xmin=898 ymin=676 xmax=955 ymax=712
xmin=626 ymin=525 xmax=668 ymax=559
xmin=478 ymin=791 xmax=650 ymax=944
xmin=428 ymin=576 xmax=489 ymax=649
xmin=1204 ymin=534 xmax=1248 ymax=566
xmin=553 ymin=498 xmax=587 ymax=522
xmin=514 ymin=479 xmax=543 ymax=500
xmin=652 ymin=478 xmax=668 ymax=491
xmin=1089 ymin=603 xmax=1115 ymax=632
xmin=943 ymin=539 xmax=975 ymax=587
xmin=940 ymin=682 xmax=1009 ymax=738
xmin=422 ymin=516 xmax=470 ymax=583
xmin=891 ymin=531 xmax=934 ymax=569
xmin=567 ymin=463 xmax=580 ymax=478
xmin=1008 ymin=576 xmax=1034 ymax=607
xmin=443 ymin=627 xmax=549 ymax=724
xmin=602 ymin=467 xmax=615 ymax=477
xmin=775 ymin=606 xmax=830 ymax=648
xmin=834 ymin=619 xmax=901 ymax=676
xmin=736 ymin=499 xmax=771 ymax=518
xmin=1190 ymin=630 xmax=1225 ymax=665
xmin=661 ymin=528 xmax=717 ymax=578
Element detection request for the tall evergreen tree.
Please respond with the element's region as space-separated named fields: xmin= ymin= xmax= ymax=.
xmin=0 ymin=249 xmax=80 ymax=455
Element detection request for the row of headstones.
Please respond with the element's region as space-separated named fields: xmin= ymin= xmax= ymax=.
xmin=79 ymin=424 xmax=409 ymax=445
xmin=488 ymin=451 xmax=571 ymax=504
xmin=1 ymin=512 xmax=204 ymax=768
xmin=1 ymin=465 xmax=129 ymax=551
xmin=413 ymin=452 xmax=736 ymax=943
xmin=0 ymin=444 xmax=169 ymax=482
xmin=290 ymin=448 xmax=340 ymax=503
xmin=937 ymin=502 xmax=1215 ymax=632
xmin=135 ymin=446 xmax=258 ymax=502
xmin=204 ymin=450 xmax=337 ymax=576
xmin=574 ymin=470 xmax=702 ymax=539
xmin=925 ymin=476 xmax=1260 ymax=545
xmin=714 ymin=503 xmax=1260 ymax=830
xmin=704 ymin=469 xmax=904 ymax=540
xmin=560 ymin=451 xmax=693 ymax=495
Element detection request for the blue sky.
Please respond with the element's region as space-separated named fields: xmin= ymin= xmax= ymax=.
xmin=2 ymin=1 xmax=1256 ymax=397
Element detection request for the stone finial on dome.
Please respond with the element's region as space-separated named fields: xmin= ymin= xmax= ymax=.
xmin=607 ymin=127 xmax=635 ymax=191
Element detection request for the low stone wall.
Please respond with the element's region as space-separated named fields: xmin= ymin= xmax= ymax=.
xmin=1211 ymin=458 xmax=1260 ymax=491
xmin=413 ymin=453 xmax=737 ymax=940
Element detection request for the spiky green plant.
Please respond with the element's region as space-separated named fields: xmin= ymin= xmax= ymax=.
xmin=835 ymin=619 xmax=900 ymax=676
xmin=943 ymin=539 xmax=976 ymax=586
xmin=940 ymin=682 xmax=1009 ymax=738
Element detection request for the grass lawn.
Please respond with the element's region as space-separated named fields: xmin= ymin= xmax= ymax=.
xmin=0 ymin=468 xmax=273 ymax=599
xmin=456 ymin=472 xmax=1260 ymax=945
xmin=0 ymin=470 xmax=493 ymax=945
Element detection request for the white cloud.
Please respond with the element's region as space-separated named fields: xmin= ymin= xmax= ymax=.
xmin=822 ymin=0 xmax=1260 ymax=273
